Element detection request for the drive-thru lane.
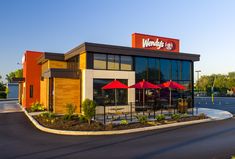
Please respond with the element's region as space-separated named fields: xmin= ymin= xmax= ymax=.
xmin=0 ymin=102 xmax=235 ymax=159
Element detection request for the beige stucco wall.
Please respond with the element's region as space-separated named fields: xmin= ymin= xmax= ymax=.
xmin=81 ymin=69 xmax=135 ymax=104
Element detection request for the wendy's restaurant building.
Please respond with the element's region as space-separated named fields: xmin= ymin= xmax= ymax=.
xmin=18 ymin=33 xmax=200 ymax=115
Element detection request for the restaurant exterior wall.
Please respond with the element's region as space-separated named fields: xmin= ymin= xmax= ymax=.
xmin=81 ymin=69 xmax=135 ymax=104
xmin=21 ymin=51 xmax=43 ymax=108
xmin=53 ymin=78 xmax=81 ymax=114
xmin=40 ymin=78 xmax=49 ymax=110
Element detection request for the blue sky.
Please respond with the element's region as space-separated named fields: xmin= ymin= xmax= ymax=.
xmin=0 ymin=0 xmax=235 ymax=81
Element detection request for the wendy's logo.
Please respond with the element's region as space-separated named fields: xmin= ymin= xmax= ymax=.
xmin=165 ymin=41 xmax=174 ymax=50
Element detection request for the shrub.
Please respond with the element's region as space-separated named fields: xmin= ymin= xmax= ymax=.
xmin=82 ymin=99 xmax=96 ymax=125
xmin=171 ymin=113 xmax=181 ymax=120
xmin=198 ymin=113 xmax=206 ymax=119
xmin=79 ymin=115 xmax=87 ymax=123
xmin=31 ymin=102 xmax=45 ymax=112
xmin=181 ymin=113 xmax=189 ymax=118
xmin=40 ymin=112 xmax=55 ymax=119
xmin=136 ymin=115 xmax=148 ymax=124
xmin=64 ymin=103 xmax=77 ymax=120
xmin=120 ymin=119 xmax=128 ymax=125
xmin=155 ymin=114 xmax=165 ymax=121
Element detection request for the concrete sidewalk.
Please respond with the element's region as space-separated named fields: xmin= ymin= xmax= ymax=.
xmin=194 ymin=107 xmax=233 ymax=120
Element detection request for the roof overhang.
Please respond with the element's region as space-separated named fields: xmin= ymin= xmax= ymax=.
xmin=42 ymin=68 xmax=80 ymax=78
xmin=38 ymin=52 xmax=65 ymax=64
xmin=12 ymin=77 xmax=25 ymax=83
xmin=65 ymin=42 xmax=200 ymax=62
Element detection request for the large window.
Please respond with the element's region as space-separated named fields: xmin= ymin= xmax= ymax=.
xmin=108 ymin=55 xmax=119 ymax=70
xmin=182 ymin=61 xmax=191 ymax=80
xmin=171 ymin=60 xmax=180 ymax=81
xmin=148 ymin=58 xmax=160 ymax=82
xmin=135 ymin=57 xmax=193 ymax=104
xmin=93 ymin=53 xmax=133 ymax=71
xmin=135 ymin=57 xmax=147 ymax=81
xmin=68 ymin=55 xmax=80 ymax=71
xmin=160 ymin=59 xmax=171 ymax=81
xmin=94 ymin=54 xmax=106 ymax=69
xmin=93 ymin=79 xmax=128 ymax=105
xmin=120 ymin=56 xmax=133 ymax=70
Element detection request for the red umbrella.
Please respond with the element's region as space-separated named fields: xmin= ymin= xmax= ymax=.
xmin=129 ymin=79 xmax=161 ymax=106
xmin=102 ymin=79 xmax=128 ymax=89
xmin=162 ymin=80 xmax=186 ymax=106
xmin=162 ymin=80 xmax=186 ymax=90
xmin=102 ymin=79 xmax=128 ymax=107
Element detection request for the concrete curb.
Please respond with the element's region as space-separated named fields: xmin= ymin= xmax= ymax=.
xmin=22 ymin=107 xmax=213 ymax=136
xmin=0 ymin=99 xmax=18 ymax=102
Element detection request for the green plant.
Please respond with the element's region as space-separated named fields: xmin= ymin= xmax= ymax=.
xmin=155 ymin=114 xmax=165 ymax=121
xmin=82 ymin=99 xmax=96 ymax=125
xmin=64 ymin=103 xmax=77 ymax=120
xmin=181 ymin=113 xmax=189 ymax=118
xmin=120 ymin=119 xmax=128 ymax=125
xmin=79 ymin=115 xmax=87 ymax=123
xmin=40 ymin=112 xmax=55 ymax=118
xmin=171 ymin=113 xmax=181 ymax=120
xmin=31 ymin=102 xmax=46 ymax=112
xmin=136 ymin=115 xmax=148 ymax=124
xmin=198 ymin=113 xmax=206 ymax=119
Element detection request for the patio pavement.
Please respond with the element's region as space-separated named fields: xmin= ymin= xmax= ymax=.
xmin=194 ymin=107 xmax=233 ymax=120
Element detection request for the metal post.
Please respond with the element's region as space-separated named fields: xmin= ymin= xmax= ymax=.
xmin=103 ymin=105 xmax=106 ymax=125
xmin=130 ymin=102 xmax=132 ymax=121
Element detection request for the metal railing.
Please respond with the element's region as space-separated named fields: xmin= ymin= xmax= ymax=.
xmin=95 ymin=100 xmax=194 ymax=124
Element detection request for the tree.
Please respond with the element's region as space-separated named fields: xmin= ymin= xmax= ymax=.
xmin=5 ymin=69 xmax=23 ymax=83
xmin=82 ymin=99 xmax=96 ymax=125
xmin=196 ymin=72 xmax=235 ymax=96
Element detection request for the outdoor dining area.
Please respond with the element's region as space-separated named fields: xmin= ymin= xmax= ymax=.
xmin=95 ymin=79 xmax=193 ymax=124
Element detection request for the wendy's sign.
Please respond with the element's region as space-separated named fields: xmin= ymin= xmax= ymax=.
xmin=132 ymin=33 xmax=180 ymax=53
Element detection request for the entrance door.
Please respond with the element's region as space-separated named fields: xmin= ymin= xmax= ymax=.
xmin=48 ymin=78 xmax=54 ymax=112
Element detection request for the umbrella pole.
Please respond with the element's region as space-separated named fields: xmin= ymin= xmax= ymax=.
xmin=115 ymin=88 xmax=117 ymax=112
xmin=143 ymin=89 xmax=145 ymax=106
xmin=169 ymin=88 xmax=172 ymax=106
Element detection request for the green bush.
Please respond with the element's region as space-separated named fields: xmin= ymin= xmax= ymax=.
xmin=82 ymin=99 xmax=96 ymax=125
xmin=31 ymin=102 xmax=45 ymax=112
xmin=40 ymin=112 xmax=55 ymax=119
xmin=198 ymin=113 xmax=206 ymax=119
xmin=171 ymin=113 xmax=181 ymax=120
xmin=136 ymin=115 xmax=148 ymax=124
xmin=155 ymin=114 xmax=165 ymax=121
xmin=64 ymin=103 xmax=77 ymax=120
xmin=79 ymin=115 xmax=87 ymax=123
xmin=181 ymin=113 xmax=189 ymax=118
xmin=120 ymin=119 xmax=128 ymax=125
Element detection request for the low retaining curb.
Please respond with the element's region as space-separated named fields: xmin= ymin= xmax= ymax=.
xmin=22 ymin=107 xmax=213 ymax=136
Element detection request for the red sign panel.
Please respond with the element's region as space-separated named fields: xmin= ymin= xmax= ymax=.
xmin=132 ymin=33 xmax=180 ymax=53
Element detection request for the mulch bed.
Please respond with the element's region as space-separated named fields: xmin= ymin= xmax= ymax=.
xmin=33 ymin=115 xmax=207 ymax=131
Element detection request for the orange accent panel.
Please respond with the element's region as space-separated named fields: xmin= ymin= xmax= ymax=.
xmin=22 ymin=51 xmax=43 ymax=108
xmin=132 ymin=33 xmax=180 ymax=53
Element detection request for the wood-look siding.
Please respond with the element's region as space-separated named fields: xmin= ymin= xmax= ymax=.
xmin=41 ymin=60 xmax=67 ymax=74
xmin=40 ymin=78 xmax=49 ymax=109
xmin=48 ymin=60 xmax=67 ymax=69
xmin=53 ymin=78 xmax=81 ymax=114
xmin=79 ymin=53 xmax=86 ymax=69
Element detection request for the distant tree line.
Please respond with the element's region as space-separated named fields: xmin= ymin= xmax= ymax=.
xmin=195 ymin=72 xmax=235 ymax=96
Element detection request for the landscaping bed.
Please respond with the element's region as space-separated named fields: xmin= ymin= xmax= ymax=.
xmin=33 ymin=113 xmax=207 ymax=131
